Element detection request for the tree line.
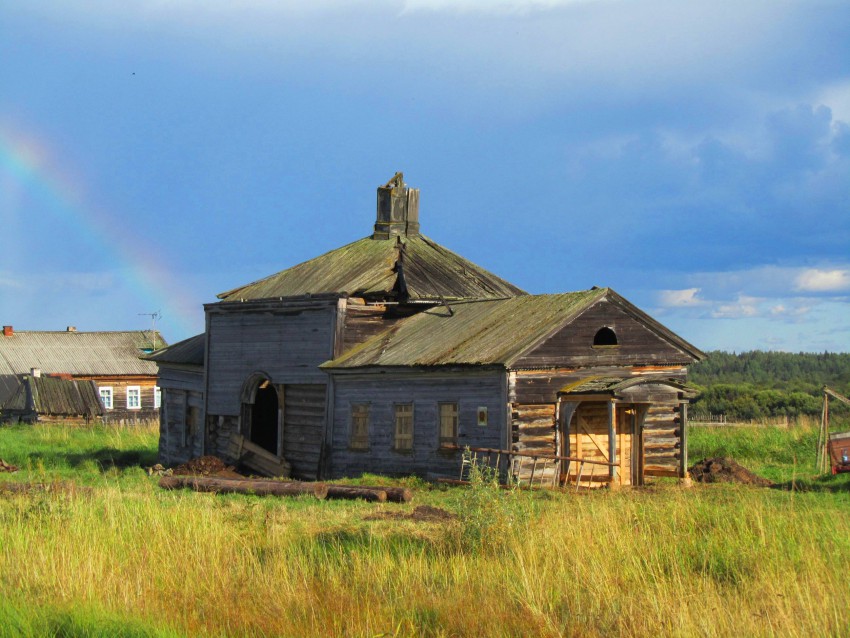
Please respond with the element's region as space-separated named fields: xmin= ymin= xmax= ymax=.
xmin=689 ymin=351 xmax=850 ymax=419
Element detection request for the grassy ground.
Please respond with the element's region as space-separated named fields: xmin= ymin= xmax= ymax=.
xmin=1 ymin=422 xmax=849 ymax=637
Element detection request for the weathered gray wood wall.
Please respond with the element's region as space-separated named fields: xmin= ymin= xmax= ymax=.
xmin=328 ymin=369 xmax=506 ymax=480
xmin=156 ymin=365 xmax=205 ymax=465
xmin=281 ymin=383 xmax=326 ymax=480
xmin=204 ymin=298 xmax=338 ymax=417
xmin=513 ymin=298 xmax=693 ymax=369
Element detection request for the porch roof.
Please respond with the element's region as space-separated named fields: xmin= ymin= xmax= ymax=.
xmin=558 ymin=375 xmax=699 ymax=399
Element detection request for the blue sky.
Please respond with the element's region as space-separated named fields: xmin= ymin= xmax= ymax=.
xmin=1 ymin=0 xmax=848 ymax=352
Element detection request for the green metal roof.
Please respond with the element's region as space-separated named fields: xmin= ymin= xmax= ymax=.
xmin=216 ymin=234 xmax=525 ymax=302
xmin=322 ymin=289 xmax=608 ymax=369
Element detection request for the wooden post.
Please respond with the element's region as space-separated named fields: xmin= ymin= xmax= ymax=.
xmin=679 ymin=402 xmax=688 ymax=478
xmin=608 ymin=400 xmax=617 ymax=482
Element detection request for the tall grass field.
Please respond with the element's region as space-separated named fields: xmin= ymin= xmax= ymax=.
xmin=1 ymin=421 xmax=849 ymax=637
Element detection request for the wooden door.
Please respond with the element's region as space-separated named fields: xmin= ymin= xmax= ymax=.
xmin=566 ymin=401 xmax=634 ymax=487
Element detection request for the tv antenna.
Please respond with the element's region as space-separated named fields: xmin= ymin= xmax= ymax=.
xmin=139 ymin=310 xmax=161 ymax=350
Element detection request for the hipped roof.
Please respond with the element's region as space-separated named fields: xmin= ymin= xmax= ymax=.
xmin=216 ymin=235 xmax=525 ymax=303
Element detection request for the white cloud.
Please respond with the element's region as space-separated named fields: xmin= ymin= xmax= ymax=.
xmin=794 ymin=268 xmax=850 ymax=293
xmin=815 ymin=81 xmax=850 ymax=125
xmin=657 ymin=287 xmax=704 ymax=307
xmin=711 ymin=295 xmax=762 ymax=319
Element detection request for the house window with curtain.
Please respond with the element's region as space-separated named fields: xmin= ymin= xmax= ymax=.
xmin=127 ymin=386 xmax=141 ymax=409
xmin=99 ymin=386 xmax=113 ymax=410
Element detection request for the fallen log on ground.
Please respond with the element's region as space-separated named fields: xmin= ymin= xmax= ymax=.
xmin=354 ymin=485 xmax=413 ymax=503
xmin=326 ymin=485 xmax=388 ymax=502
xmin=159 ymin=475 xmax=328 ymax=499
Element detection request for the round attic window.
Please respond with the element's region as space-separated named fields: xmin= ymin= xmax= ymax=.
xmin=593 ymin=327 xmax=618 ymax=347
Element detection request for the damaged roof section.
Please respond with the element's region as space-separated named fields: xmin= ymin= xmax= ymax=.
xmin=216 ymin=234 xmax=525 ymax=303
xmin=323 ymin=289 xmax=608 ymax=369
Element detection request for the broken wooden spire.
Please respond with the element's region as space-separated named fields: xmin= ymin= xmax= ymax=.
xmin=373 ymin=172 xmax=420 ymax=239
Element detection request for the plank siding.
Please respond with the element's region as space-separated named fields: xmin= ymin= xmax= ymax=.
xmin=282 ymin=383 xmax=326 ymax=480
xmin=513 ymin=299 xmax=694 ymax=369
xmin=156 ymin=364 xmax=205 ymax=465
xmin=329 ymin=371 xmax=505 ymax=480
xmin=205 ymin=300 xmax=336 ymax=416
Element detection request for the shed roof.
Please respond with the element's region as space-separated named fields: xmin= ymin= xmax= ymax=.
xmin=145 ymin=333 xmax=205 ymax=367
xmin=322 ymin=289 xmax=608 ymax=369
xmin=1 ymin=375 xmax=105 ymax=418
xmin=216 ymin=234 xmax=525 ymax=303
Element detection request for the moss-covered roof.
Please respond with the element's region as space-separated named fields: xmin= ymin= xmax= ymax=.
xmin=217 ymin=234 xmax=525 ymax=302
xmin=322 ymin=289 xmax=608 ymax=368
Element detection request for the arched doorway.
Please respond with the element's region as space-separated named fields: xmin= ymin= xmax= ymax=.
xmin=241 ymin=374 xmax=280 ymax=456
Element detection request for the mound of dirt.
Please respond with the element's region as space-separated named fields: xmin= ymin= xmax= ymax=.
xmin=689 ymin=457 xmax=773 ymax=487
xmin=172 ymin=456 xmax=243 ymax=479
xmin=365 ymin=505 xmax=456 ymax=523
xmin=0 ymin=459 xmax=18 ymax=473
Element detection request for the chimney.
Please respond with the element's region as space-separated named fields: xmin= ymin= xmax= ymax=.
xmin=2 ymin=325 xmax=12 ymax=337
xmin=67 ymin=326 xmax=76 ymax=332
xmin=31 ymin=368 xmax=41 ymax=378
xmin=372 ymin=172 xmax=420 ymax=240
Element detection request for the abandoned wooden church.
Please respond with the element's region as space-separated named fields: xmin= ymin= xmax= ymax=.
xmin=149 ymin=173 xmax=704 ymax=486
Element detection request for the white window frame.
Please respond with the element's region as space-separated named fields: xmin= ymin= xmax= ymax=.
xmin=99 ymin=386 xmax=114 ymax=410
xmin=126 ymin=385 xmax=141 ymax=410
xmin=154 ymin=386 xmax=161 ymax=409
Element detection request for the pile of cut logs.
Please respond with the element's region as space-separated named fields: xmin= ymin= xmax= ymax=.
xmin=159 ymin=475 xmax=412 ymax=503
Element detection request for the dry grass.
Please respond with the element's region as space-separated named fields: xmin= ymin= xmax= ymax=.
xmin=1 ymin=423 xmax=849 ymax=637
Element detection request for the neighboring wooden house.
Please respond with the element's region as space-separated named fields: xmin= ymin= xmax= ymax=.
xmin=149 ymin=173 xmax=704 ymax=485
xmin=0 ymin=371 xmax=104 ymax=424
xmin=0 ymin=326 xmax=165 ymax=424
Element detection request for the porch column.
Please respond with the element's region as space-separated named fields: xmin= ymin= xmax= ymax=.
xmin=679 ymin=401 xmax=688 ymax=478
xmin=607 ymin=399 xmax=617 ymax=481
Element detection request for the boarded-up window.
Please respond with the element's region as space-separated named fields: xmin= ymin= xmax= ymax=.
xmin=350 ymin=404 xmax=370 ymax=450
xmin=394 ymin=403 xmax=413 ymax=451
xmin=439 ymin=402 xmax=458 ymax=447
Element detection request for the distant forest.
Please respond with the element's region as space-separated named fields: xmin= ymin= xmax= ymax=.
xmin=689 ymin=351 xmax=850 ymax=420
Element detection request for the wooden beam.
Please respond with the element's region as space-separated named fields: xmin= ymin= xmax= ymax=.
xmin=159 ymin=476 xmax=328 ymax=499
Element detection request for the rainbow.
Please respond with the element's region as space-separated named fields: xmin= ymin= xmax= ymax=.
xmin=0 ymin=124 xmax=201 ymax=341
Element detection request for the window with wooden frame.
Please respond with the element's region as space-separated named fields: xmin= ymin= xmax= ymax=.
xmin=154 ymin=386 xmax=162 ymax=409
xmin=99 ymin=386 xmax=113 ymax=410
xmin=126 ymin=386 xmax=141 ymax=409
xmin=394 ymin=403 xmax=414 ymax=451
xmin=350 ymin=404 xmax=370 ymax=450
xmin=439 ymin=402 xmax=458 ymax=448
